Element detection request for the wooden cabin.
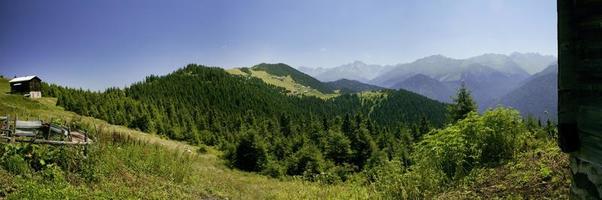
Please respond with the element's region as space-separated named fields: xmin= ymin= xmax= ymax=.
xmin=9 ymin=76 xmax=42 ymax=98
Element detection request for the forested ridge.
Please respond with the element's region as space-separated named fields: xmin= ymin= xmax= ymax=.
xmin=42 ymin=64 xmax=447 ymax=179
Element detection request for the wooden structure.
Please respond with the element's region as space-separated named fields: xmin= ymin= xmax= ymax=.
xmin=558 ymin=0 xmax=602 ymax=163
xmin=558 ymin=0 xmax=602 ymax=198
xmin=0 ymin=115 xmax=92 ymax=145
xmin=9 ymin=76 xmax=42 ymax=98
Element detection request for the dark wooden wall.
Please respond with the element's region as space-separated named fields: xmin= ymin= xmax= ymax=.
xmin=10 ymin=78 xmax=41 ymax=94
xmin=558 ymin=0 xmax=602 ymax=165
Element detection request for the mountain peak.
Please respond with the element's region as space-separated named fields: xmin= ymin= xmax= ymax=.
xmin=414 ymin=54 xmax=454 ymax=64
xmin=351 ymin=60 xmax=367 ymax=65
xmin=508 ymin=52 xmax=558 ymax=74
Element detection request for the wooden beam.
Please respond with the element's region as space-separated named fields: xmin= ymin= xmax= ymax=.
xmin=0 ymin=136 xmax=92 ymax=145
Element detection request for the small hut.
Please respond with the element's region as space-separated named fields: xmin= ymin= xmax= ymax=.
xmin=9 ymin=76 xmax=42 ymax=98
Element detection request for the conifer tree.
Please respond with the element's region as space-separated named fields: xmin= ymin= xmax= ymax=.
xmin=448 ymin=82 xmax=477 ymax=122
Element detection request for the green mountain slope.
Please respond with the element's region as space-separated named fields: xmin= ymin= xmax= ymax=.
xmin=226 ymin=67 xmax=338 ymax=99
xmin=252 ymin=63 xmax=334 ymax=94
xmin=47 ymin=64 xmax=447 ymax=133
xmin=228 ymin=63 xmax=386 ymax=98
xmin=42 ymin=64 xmax=447 ymax=180
xmin=393 ymin=74 xmax=453 ymax=103
xmin=490 ymin=64 xmax=558 ymax=121
xmin=325 ymin=79 xmax=384 ymax=93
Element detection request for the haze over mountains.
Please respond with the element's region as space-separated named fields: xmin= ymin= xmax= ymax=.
xmin=299 ymin=61 xmax=393 ymax=83
xmin=298 ymin=52 xmax=557 ymax=121
xmin=489 ymin=64 xmax=558 ymax=121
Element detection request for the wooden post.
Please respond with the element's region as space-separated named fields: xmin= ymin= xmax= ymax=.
xmin=4 ymin=115 xmax=9 ymax=142
xmin=11 ymin=115 xmax=16 ymax=143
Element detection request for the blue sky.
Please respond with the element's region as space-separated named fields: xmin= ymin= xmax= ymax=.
xmin=0 ymin=0 xmax=557 ymax=90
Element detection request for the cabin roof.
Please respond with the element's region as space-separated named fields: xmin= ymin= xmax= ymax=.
xmin=9 ymin=75 xmax=39 ymax=83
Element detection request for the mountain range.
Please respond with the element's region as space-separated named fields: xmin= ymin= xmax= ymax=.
xmin=297 ymin=52 xmax=557 ymax=121
xmin=299 ymin=61 xmax=393 ymax=83
xmin=488 ymin=64 xmax=558 ymax=121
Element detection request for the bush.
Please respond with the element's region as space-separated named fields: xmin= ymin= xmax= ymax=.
xmin=414 ymin=108 xmax=528 ymax=179
xmin=368 ymin=160 xmax=445 ymax=199
xmin=286 ymin=145 xmax=325 ymax=179
xmin=40 ymin=164 xmax=66 ymax=183
xmin=4 ymin=154 xmax=30 ymax=175
xmin=323 ymin=130 xmax=352 ymax=164
xmin=262 ymin=160 xmax=285 ymax=178
xmin=231 ymin=129 xmax=269 ymax=172
xmin=368 ymin=108 xmax=534 ymax=199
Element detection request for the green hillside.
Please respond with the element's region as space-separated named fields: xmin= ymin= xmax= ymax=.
xmin=0 ymin=71 xmax=570 ymax=199
xmin=226 ymin=67 xmax=338 ymax=99
xmin=41 ymin=64 xmax=447 ymax=180
xmin=326 ymin=79 xmax=384 ymax=94
xmin=227 ymin=63 xmax=385 ymax=99
xmin=0 ymin=78 xmax=369 ymax=199
xmin=251 ymin=63 xmax=334 ymax=94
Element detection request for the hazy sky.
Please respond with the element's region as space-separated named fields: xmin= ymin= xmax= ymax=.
xmin=0 ymin=0 xmax=557 ymax=90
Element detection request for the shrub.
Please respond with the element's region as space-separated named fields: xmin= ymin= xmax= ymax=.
xmin=197 ymin=144 xmax=208 ymax=154
xmin=286 ymin=145 xmax=325 ymax=179
xmin=368 ymin=160 xmax=445 ymax=199
xmin=414 ymin=108 xmax=528 ymax=180
xmin=231 ymin=129 xmax=269 ymax=172
xmin=262 ymin=160 xmax=285 ymax=178
xmin=40 ymin=164 xmax=66 ymax=183
xmin=323 ymin=130 xmax=352 ymax=164
xmin=4 ymin=154 xmax=30 ymax=175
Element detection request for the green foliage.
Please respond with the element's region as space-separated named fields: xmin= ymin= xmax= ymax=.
xmin=448 ymin=83 xmax=477 ymax=122
xmin=262 ymin=160 xmax=286 ymax=178
xmin=230 ymin=128 xmax=269 ymax=172
xmin=349 ymin=127 xmax=377 ymax=170
xmin=286 ymin=145 xmax=326 ymax=179
xmin=197 ymin=144 xmax=208 ymax=154
xmin=0 ymin=143 xmax=89 ymax=178
xmin=3 ymin=154 xmax=30 ymax=176
xmin=416 ymin=108 xmax=527 ymax=179
xmin=368 ymin=107 xmax=566 ymax=199
xmin=323 ymin=130 xmax=353 ymax=164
